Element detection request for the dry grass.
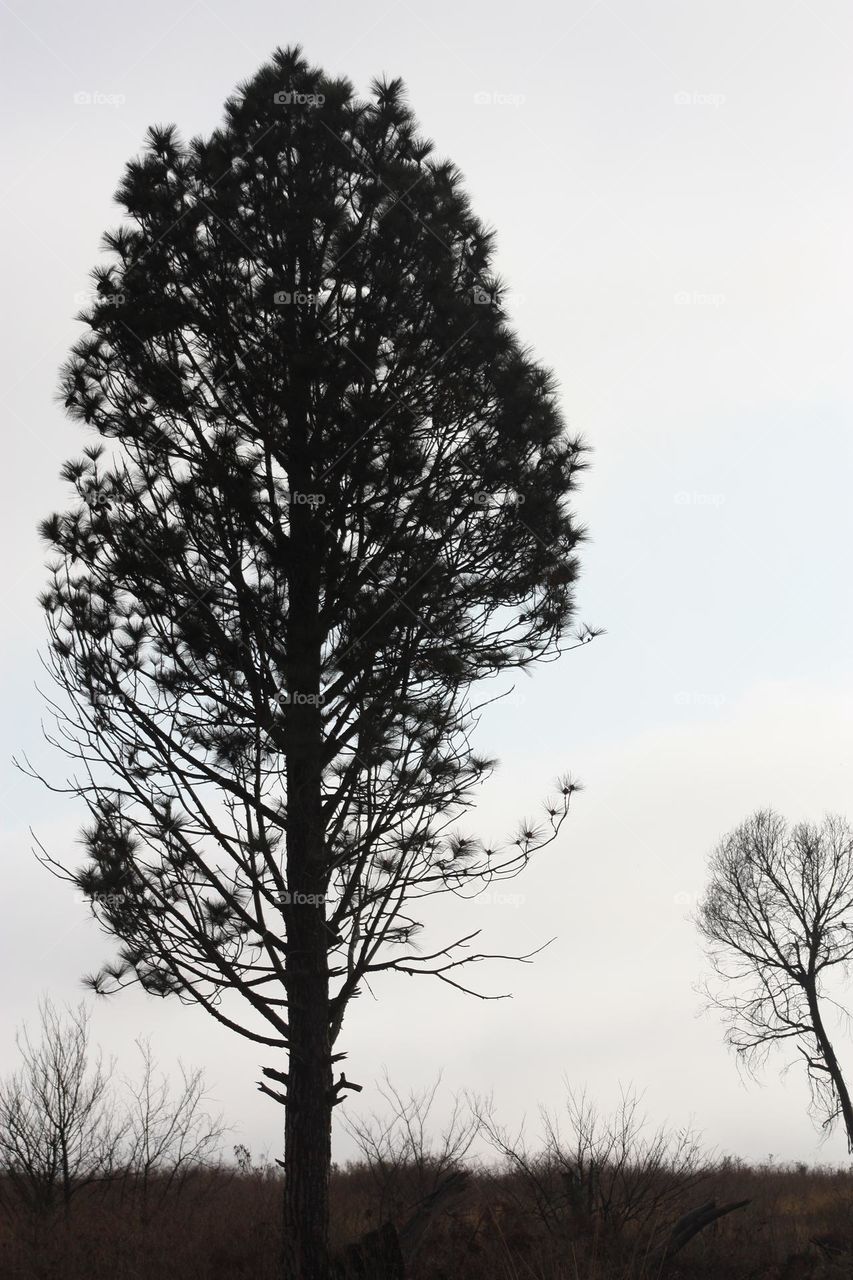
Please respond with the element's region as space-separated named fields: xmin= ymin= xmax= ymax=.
xmin=1 ymin=1160 xmax=852 ymax=1278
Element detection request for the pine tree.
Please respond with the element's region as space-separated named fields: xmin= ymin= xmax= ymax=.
xmin=34 ymin=46 xmax=597 ymax=1279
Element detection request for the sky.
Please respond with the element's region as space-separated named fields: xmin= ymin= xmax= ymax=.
xmin=1 ymin=0 xmax=852 ymax=1169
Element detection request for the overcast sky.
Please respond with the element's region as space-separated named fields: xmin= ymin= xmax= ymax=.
xmin=2 ymin=0 xmax=852 ymax=1168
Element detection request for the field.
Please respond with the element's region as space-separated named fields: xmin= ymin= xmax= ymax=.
xmin=2 ymin=1159 xmax=853 ymax=1279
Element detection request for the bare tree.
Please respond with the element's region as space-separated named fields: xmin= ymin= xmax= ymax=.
xmin=472 ymin=1085 xmax=706 ymax=1246
xmin=540 ymin=1086 xmax=706 ymax=1236
xmin=122 ymin=1037 xmax=227 ymax=1215
xmin=696 ymin=809 xmax=853 ymax=1150
xmin=0 ymin=998 xmax=125 ymax=1216
xmin=342 ymin=1070 xmax=478 ymax=1216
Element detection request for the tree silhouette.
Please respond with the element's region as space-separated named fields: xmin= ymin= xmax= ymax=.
xmin=697 ymin=810 xmax=853 ymax=1152
xmin=31 ymin=46 xmax=596 ymax=1279
xmin=0 ymin=999 xmax=124 ymax=1219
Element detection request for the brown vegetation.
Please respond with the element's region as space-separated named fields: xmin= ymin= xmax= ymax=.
xmin=1 ymin=1157 xmax=853 ymax=1279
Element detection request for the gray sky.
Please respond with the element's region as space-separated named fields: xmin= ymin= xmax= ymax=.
xmin=2 ymin=0 xmax=852 ymax=1167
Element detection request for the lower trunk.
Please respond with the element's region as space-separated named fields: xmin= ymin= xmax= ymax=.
xmin=281 ymin=774 xmax=333 ymax=1280
xmin=281 ymin=646 xmax=333 ymax=1277
xmin=807 ymin=984 xmax=853 ymax=1150
xmin=282 ymin=973 xmax=333 ymax=1280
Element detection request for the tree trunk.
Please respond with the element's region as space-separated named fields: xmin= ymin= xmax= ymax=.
xmin=281 ymin=958 xmax=333 ymax=1280
xmin=282 ymin=408 xmax=333 ymax=1280
xmin=61 ymin=1139 xmax=72 ymax=1221
xmin=807 ymin=982 xmax=853 ymax=1151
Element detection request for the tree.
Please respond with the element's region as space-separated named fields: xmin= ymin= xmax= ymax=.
xmin=471 ymin=1084 xmax=705 ymax=1250
xmin=123 ymin=1037 xmax=226 ymax=1217
xmin=0 ymin=998 xmax=125 ymax=1217
xmin=29 ymin=45 xmax=596 ymax=1278
xmin=696 ymin=809 xmax=853 ymax=1150
xmin=342 ymin=1070 xmax=478 ymax=1218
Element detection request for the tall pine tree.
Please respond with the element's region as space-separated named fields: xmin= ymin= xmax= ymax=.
xmin=34 ymin=47 xmax=596 ymax=1278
